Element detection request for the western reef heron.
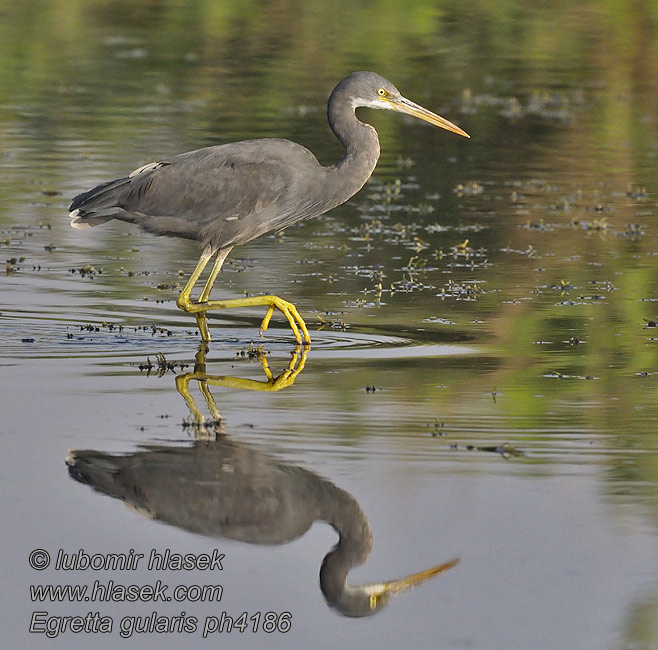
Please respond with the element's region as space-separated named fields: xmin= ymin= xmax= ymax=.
xmin=67 ymin=436 xmax=459 ymax=617
xmin=70 ymin=71 xmax=469 ymax=343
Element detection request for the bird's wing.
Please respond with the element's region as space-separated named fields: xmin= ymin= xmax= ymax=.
xmin=122 ymin=142 xmax=300 ymax=225
xmin=73 ymin=140 xmax=326 ymax=248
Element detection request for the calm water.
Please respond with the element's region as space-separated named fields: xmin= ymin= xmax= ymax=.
xmin=2 ymin=2 xmax=658 ymax=649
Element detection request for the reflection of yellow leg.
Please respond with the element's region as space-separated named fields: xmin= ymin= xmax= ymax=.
xmin=195 ymin=313 xmax=211 ymax=342
xmin=177 ymin=247 xmax=311 ymax=344
xmin=175 ymin=343 xmax=307 ymax=436
xmin=177 ymin=342 xmax=307 ymax=397
xmin=174 ymin=345 xmax=221 ymax=439
xmin=199 ymin=381 xmax=222 ymax=423
xmin=175 ymin=377 xmax=218 ymax=440
xmin=254 ymin=346 xmax=308 ymax=390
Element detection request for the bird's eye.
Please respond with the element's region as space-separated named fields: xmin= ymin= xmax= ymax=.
xmin=377 ymin=88 xmax=387 ymax=97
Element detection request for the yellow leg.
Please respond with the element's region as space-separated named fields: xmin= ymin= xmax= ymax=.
xmin=176 ymin=248 xmax=213 ymax=310
xmin=177 ymin=248 xmax=311 ymax=344
xmin=198 ymin=249 xmax=231 ymax=302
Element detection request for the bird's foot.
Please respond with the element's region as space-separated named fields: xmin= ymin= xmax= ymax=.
xmin=259 ymin=296 xmax=310 ymax=345
xmin=178 ymin=293 xmax=311 ymax=344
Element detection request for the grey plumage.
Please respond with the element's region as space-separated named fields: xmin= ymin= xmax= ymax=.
xmin=67 ymin=436 xmax=457 ymax=617
xmin=65 ymin=439 xmax=378 ymax=618
xmin=70 ymin=73 xmax=385 ymax=251
xmin=69 ymin=71 xmax=468 ymax=342
xmin=69 ymin=71 xmax=467 ymax=253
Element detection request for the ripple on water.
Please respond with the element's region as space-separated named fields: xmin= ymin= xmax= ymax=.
xmin=302 ymin=327 xmax=479 ymax=360
xmin=0 ymin=307 xmax=481 ymax=361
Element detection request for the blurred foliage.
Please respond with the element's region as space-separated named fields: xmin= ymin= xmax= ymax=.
xmin=1 ymin=0 xmax=657 ymax=140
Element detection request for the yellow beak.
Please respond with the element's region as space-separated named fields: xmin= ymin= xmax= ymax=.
xmin=376 ymin=556 xmax=461 ymax=595
xmin=388 ymin=96 xmax=470 ymax=138
xmin=364 ymin=556 xmax=460 ymax=612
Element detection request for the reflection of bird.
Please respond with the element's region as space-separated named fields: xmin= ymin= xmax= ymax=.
xmin=69 ymin=71 xmax=468 ymax=343
xmin=67 ymin=438 xmax=458 ymax=617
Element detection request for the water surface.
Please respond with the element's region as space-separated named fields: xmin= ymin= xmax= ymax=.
xmin=2 ymin=2 xmax=658 ymax=649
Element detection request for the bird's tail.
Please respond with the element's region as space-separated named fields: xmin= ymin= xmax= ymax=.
xmin=68 ymin=176 xmax=131 ymax=229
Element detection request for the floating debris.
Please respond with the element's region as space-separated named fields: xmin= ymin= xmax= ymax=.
xmin=317 ymin=316 xmax=349 ymax=331
xmin=437 ymin=279 xmax=486 ymax=301
xmin=449 ymin=442 xmax=525 ymax=459
xmin=459 ymin=87 xmax=585 ymax=123
xmin=621 ymin=223 xmax=645 ymax=237
xmin=139 ymin=352 xmax=187 ymax=376
xmin=544 ymin=370 xmax=598 ymax=380
xmin=626 ymin=185 xmax=647 ymax=201
xmin=69 ymin=264 xmax=102 ymax=279
xmin=547 ymin=279 xmax=577 ymax=291
xmin=426 ymin=419 xmax=445 ymax=437
xmin=235 ymin=342 xmax=267 ymax=361
xmin=453 ymin=181 xmax=483 ymax=197
xmin=423 ymin=316 xmax=457 ymax=325
xmin=181 ymin=416 xmax=222 ymax=435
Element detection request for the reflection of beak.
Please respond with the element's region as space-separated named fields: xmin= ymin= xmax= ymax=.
xmin=388 ymin=96 xmax=470 ymax=138
xmin=366 ymin=557 xmax=460 ymax=609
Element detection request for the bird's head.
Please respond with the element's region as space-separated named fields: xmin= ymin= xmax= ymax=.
xmin=335 ymin=71 xmax=469 ymax=138
xmin=321 ymin=549 xmax=460 ymax=617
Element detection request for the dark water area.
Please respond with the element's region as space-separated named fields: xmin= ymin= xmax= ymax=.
xmin=2 ymin=2 xmax=658 ymax=649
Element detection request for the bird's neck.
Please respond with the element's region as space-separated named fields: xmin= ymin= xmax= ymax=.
xmin=317 ymin=482 xmax=374 ymax=604
xmin=327 ymin=94 xmax=381 ymax=196
xmin=319 ymin=481 xmax=373 ymax=551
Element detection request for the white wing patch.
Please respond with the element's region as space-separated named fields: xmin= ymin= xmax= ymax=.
xmin=129 ymin=161 xmax=168 ymax=178
xmin=69 ymin=209 xmax=88 ymax=228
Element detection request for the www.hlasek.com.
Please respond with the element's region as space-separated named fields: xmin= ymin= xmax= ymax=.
xmin=27 ymin=548 xmax=291 ymax=638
